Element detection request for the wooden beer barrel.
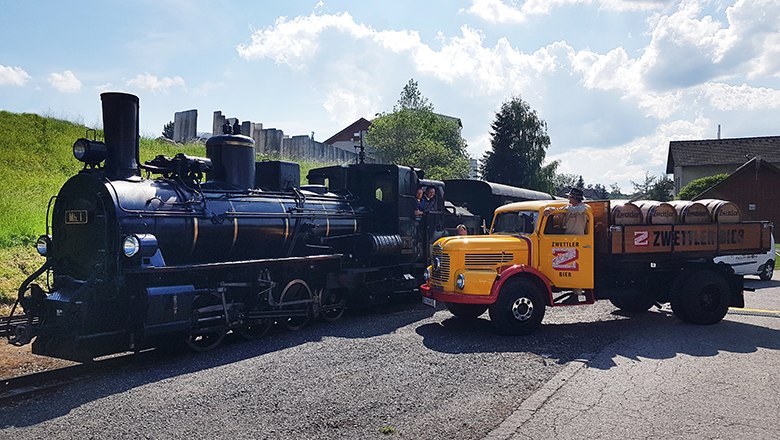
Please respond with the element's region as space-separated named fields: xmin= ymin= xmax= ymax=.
xmin=697 ymin=199 xmax=741 ymax=223
xmin=610 ymin=200 xmax=643 ymax=225
xmin=668 ymin=200 xmax=711 ymax=224
xmin=636 ymin=200 xmax=678 ymax=225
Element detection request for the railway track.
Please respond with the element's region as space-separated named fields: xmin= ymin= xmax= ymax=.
xmin=0 ymin=314 xmax=35 ymax=339
xmin=0 ymin=351 xmax=152 ymax=402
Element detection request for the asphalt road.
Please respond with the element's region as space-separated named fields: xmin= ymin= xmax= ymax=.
xmin=0 ymin=275 xmax=777 ymax=439
xmin=488 ymin=275 xmax=780 ymax=440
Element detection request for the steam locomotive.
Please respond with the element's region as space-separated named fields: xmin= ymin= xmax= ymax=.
xmin=8 ymin=92 xmax=556 ymax=362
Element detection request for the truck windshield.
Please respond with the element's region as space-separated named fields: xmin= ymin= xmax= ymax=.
xmin=492 ymin=211 xmax=538 ymax=235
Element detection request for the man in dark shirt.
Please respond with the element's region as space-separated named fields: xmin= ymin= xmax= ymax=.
xmin=420 ymin=187 xmax=437 ymax=212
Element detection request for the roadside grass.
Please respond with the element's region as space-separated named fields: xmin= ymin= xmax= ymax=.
xmin=0 ymin=111 xmax=335 ymax=305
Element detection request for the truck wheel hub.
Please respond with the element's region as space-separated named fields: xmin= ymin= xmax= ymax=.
xmin=511 ymin=297 xmax=533 ymax=321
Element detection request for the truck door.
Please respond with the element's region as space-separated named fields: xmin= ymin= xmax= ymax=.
xmin=538 ymin=207 xmax=595 ymax=289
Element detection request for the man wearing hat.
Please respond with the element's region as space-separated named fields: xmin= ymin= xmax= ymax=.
xmin=545 ymin=187 xmax=588 ymax=304
xmin=544 ymin=187 xmax=587 ymax=235
xmin=562 ymin=187 xmax=587 ymax=235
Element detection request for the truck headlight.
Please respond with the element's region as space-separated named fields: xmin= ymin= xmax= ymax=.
xmin=123 ymin=235 xmax=140 ymax=257
xmin=424 ymin=267 xmax=431 ymax=281
xmin=456 ymin=274 xmax=465 ymax=290
xmin=36 ymin=235 xmax=51 ymax=256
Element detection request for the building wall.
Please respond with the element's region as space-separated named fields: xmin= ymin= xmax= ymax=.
xmin=675 ymin=164 xmax=737 ymax=193
xmin=675 ymin=161 xmax=780 ymax=194
xmin=173 ymin=109 xmax=197 ymax=143
xmin=695 ymin=165 xmax=780 ymax=233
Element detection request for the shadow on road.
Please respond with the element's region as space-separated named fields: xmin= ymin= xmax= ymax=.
xmin=415 ymin=308 xmax=780 ymax=371
xmin=0 ymin=300 xmax=436 ymax=427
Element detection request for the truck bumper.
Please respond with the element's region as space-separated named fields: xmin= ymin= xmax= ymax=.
xmin=420 ymin=283 xmax=496 ymax=305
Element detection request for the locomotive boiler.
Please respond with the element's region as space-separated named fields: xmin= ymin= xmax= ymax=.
xmin=11 ymin=92 xmax=434 ymax=361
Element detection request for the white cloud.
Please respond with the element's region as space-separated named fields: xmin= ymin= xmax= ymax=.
xmin=698 ymin=82 xmax=780 ymax=111
xmin=548 ymin=117 xmax=711 ymax=191
xmin=236 ymin=13 xmax=373 ymax=68
xmin=463 ymin=0 xmax=668 ymax=24
xmin=322 ymin=86 xmax=380 ymax=126
xmin=0 ymin=65 xmax=31 ymax=86
xmin=48 ymin=70 xmax=82 ymax=93
xmin=126 ymin=74 xmax=185 ymax=93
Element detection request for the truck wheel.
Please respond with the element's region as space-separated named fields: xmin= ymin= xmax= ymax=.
xmin=609 ymin=288 xmax=655 ymax=313
xmin=759 ymin=260 xmax=774 ymax=281
xmin=677 ymin=270 xmax=730 ymax=325
xmin=488 ymin=278 xmax=546 ymax=335
xmin=445 ymin=302 xmax=488 ymax=319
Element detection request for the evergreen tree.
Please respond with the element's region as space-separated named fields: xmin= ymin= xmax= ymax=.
xmin=162 ymin=121 xmax=174 ymax=139
xmin=480 ymin=96 xmax=557 ymax=192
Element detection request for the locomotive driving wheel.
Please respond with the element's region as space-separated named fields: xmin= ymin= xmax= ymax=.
xmin=320 ymin=288 xmax=346 ymax=322
xmin=186 ymin=293 xmax=228 ymax=352
xmin=280 ymin=279 xmax=312 ymax=331
xmin=237 ymin=319 xmax=273 ymax=340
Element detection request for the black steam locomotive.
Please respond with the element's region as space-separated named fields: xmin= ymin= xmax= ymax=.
xmin=8 ymin=92 xmax=556 ymax=361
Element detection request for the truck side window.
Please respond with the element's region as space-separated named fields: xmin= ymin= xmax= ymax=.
xmin=544 ymin=213 xmax=589 ymax=235
xmin=544 ymin=213 xmax=567 ymax=235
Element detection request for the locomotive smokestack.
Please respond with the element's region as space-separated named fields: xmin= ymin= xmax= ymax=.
xmin=101 ymin=92 xmax=140 ymax=179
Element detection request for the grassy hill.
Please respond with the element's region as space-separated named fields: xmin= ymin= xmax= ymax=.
xmin=0 ymin=111 xmax=335 ymax=306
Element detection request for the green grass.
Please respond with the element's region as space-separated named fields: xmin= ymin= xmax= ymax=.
xmin=0 ymin=111 xmax=336 ymax=305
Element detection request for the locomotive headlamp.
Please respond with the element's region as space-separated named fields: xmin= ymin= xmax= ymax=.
xmin=122 ymin=235 xmax=140 ymax=257
xmin=73 ymin=138 xmax=107 ymax=165
xmin=456 ymin=274 xmax=466 ymax=290
xmin=36 ymin=235 xmax=51 ymax=257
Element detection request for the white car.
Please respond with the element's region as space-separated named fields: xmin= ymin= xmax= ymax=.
xmin=714 ymin=235 xmax=776 ymax=280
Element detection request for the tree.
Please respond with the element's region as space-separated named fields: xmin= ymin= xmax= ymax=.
xmin=366 ymin=79 xmax=470 ymax=180
xmin=631 ymin=172 xmax=674 ymax=201
xmin=480 ymin=96 xmax=558 ymax=192
xmin=552 ymin=173 xmax=578 ymax=195
xmin=576 ymin=175 xmax=585 ymax=189
xmin=587 ymin=183 xmax=609 ymax=199
xmin=162 ymin=121 xmax=174 ymax=139
xmin=677 ymin=173 xmax=729 ymax=200
xmin=396 ymin=79 xmax=433 ymax=112
xmin=609 ymin=183 xmax=623 ymax=198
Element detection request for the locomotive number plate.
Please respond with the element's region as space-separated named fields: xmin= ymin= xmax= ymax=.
xmin=65 ymin=210 xmax=88 ymax=224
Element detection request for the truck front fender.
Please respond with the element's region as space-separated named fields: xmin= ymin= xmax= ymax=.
xmin=490 ymin=265 xmax=554 ymax=306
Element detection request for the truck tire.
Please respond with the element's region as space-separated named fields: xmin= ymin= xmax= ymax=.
xmin=488 ymin=278 xmax=546 ymax=335
xmin=675 ymin=270 xmax=730 ymax=325
xmin=445 ymin=302 xmax=488 ymax=320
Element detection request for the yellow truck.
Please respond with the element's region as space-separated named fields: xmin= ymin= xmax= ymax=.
xmin=420 ymin=199 xmax=773 ymax=335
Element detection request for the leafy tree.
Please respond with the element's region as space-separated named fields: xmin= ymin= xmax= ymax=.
xmin=576 ymin=175 xmax=585 ymax=189
xmin=396 ymin=79 xmax=433 ymax=112
xmin=587 ymin=183 xmax=609 ymax=199
xmin=552 ymin=173 xmax=578 ymax=195
xmin=631 ymin=172 xmax=674 ymax=201
xmin=162 ymin=121 xmax=174 ymax=139
xmin=366 ymin=79 xmax=470 ymax=180
xmin=480 ymin=96 xmax=558 ymax=192
xmin=609 ymin=183 xmax=623 ymax=198
xmin=676 ymin=173 xmax=729 ymax=200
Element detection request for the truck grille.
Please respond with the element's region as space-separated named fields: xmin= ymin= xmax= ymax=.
xmin=431 ymin=249 xmax=450 ymax=284
xmin=465 ymin=253 xmax=514 ymax=268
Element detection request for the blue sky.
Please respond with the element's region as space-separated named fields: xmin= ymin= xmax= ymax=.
xmin=2 ymin=0 xmax=779 ymax=192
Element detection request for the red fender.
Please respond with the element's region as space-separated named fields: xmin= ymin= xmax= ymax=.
xmin=490 ymin=265 xmax=554 ymax=306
